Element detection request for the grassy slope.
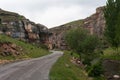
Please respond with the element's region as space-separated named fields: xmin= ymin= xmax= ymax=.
xmin=0 ymin=35 xmax=49 ymax=60
xmin=103 ymin=47 xmax=120 ymax=60
xmin=49 ymin=19 xmax=83 ymax=34
xmin=50 ymin=51 xmax=92 ymax=80
xmin=64 ymin=19 xmax=83 ymax=27
xmin=49 ymin=48 xmax=120 ymax=80
xmin=0 ymin=9 xmax=24 ymax=21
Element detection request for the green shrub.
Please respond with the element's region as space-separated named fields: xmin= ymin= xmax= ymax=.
xmin=65 ymin=28 xmax=100 ymax=60
xmin=88 ymin=62 xmax=104 ymax=77
xmin=82 ymin=51 xmax=103 ymax=66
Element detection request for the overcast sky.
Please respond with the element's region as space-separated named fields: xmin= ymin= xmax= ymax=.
xmin=0 ymin=0 xmax=106 ymax=28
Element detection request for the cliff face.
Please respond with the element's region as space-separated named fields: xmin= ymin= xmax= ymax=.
xmin=83 ymin=7 xmax=105 ymax=37
xmin=49 ymin=6 xmax=105 ymax=50
xmin=0 ymin=7 xmax=105 ymax=49
xmin=0 ymin=9 xmax=50 ymax=45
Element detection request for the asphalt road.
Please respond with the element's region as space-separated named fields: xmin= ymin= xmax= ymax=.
xmin=0 ymin=51 xmax=63 ymax=80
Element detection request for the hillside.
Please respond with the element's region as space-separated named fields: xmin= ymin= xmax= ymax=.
xmin=0 ymin=8 xmax=50 ymax=47
xmin=0 ymin=34 xmax=49 ymax=63
xmin=49 ymin=20 xmax=83 ymax=50
xmin=0 ymin=8 xmax=25 ymax=21
xmin=49 ymin=6 xmax=105 ymax=50
xmin=0 ymin=7 xmax=105 ymax=50
xmin=0 ymin=9 xmax=51 ymax=64
xmin=50 ymin=19 xmax=83 ymax=33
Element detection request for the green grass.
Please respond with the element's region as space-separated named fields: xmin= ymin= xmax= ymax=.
xmin=102 ymin=47 xmax=120 ymax=60
xmin=64 ymin=19 xmax=83 ymax=27
xmin=50 ymin=51 xmax=92 ymax=80
xmin=0 ymin=35 xmax=49 ymax=60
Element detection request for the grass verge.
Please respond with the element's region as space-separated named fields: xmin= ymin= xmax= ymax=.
xmin=102 ymin=47 xmax=120 ymax=60
xmin=0 ymin=35 xmax=49 ymax=60
xmin=49 ymin=51 xmax=92 ymax=80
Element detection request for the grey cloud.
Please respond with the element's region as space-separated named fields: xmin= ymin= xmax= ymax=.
xmin=0 ymin=0 xmax=106 ymax=28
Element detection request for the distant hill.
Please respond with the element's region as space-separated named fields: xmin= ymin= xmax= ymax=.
xmin=50 ymin=19 xmax=83 ymax=34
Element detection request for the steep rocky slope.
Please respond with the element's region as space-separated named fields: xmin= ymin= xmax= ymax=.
xmin=49 ymin=6 xmax=105 ymax=50
xmin=83 ymin=7 xmax=105 ymax=37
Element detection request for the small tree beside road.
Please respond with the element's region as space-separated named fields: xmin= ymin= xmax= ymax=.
xmin=65 ymin=28 xmax=100 ymax=65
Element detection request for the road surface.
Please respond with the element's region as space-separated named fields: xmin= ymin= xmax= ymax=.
xmin=0 ymin=51 xmax=63 ymax=80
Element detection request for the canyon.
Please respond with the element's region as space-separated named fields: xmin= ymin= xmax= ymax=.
xmin=0 ymin=6 xmax=105 ymax=50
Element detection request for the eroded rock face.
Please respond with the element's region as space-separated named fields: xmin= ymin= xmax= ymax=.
xmin=49 ymin=6 xmax=105 ymax=50
xmin=0 ymin=9 xmax=50 ymax=45
xmin=0 ymin=7 xmax=105 ymax=50
xmin=83 ymin=6 xmax=105 ymax=37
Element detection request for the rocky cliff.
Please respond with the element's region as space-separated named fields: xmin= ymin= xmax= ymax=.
xmin=83 ymin=6 xmax=105 ymax=37
xmin=0 ymin=9 xmax=50 ymax=45
xmin=49 ymin=6 xmax=105 ymax=50
xmin=0 ymin=7 xmax=105 ymax=50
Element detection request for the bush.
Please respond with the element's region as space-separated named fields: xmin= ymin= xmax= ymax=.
xmin=65 ymin=28 xmax=100 ymax=60
xmin=39 ymin=44 xmax=48 ymax=50
xmin=88 ymin=61 xmax=104 ymax=77
xmin=82 ymin=50 xmax=103 ymax=66
xmin=33 ymin=43 xmax=48 ymax=50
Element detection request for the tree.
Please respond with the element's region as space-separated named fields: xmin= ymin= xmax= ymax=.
xmin=104 ymin=0 xmax=120 ymax=50
xmin=65 ymin=28 xmax=100 ymax=62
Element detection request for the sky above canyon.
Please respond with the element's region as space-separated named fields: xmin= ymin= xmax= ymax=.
xmin=0 ymin=0 xmax=106 ymax=28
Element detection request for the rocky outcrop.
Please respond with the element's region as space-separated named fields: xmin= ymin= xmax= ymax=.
xmin=83 ymin=6 xmax=105 ymax=37
xmin=0 ymin=7 xmax=105 ymax=50
xmin=0 ymin=42 xmax=23 ymax=56
xmin=0 ymin=9 xmax=50 ymax=45
xmin=103 ymin=60 xmax=120 ymax=80
xmin=49 ymin=6 xmax=105 ymax=50
xmin=49 ymin=20 xmax=83 ymax=50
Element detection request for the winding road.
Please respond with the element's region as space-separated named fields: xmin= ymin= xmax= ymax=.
xmin=0 ymin=51 xmax=63 ymax=80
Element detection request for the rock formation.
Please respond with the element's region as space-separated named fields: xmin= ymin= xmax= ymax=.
xmin=83 ymin=6 xmax=105 ymax=37
xmin=0 ymin=9 xmax=50 ymax=45
xmin=0 ymin=42 xmax=23 ymax=56
xmin=103 ymin=60 xmax=120 ymax=80
xmin=49 ymin=6 xmax=105 ymax=50
xmin=0 ymin=6 xmax=105 ymax=50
